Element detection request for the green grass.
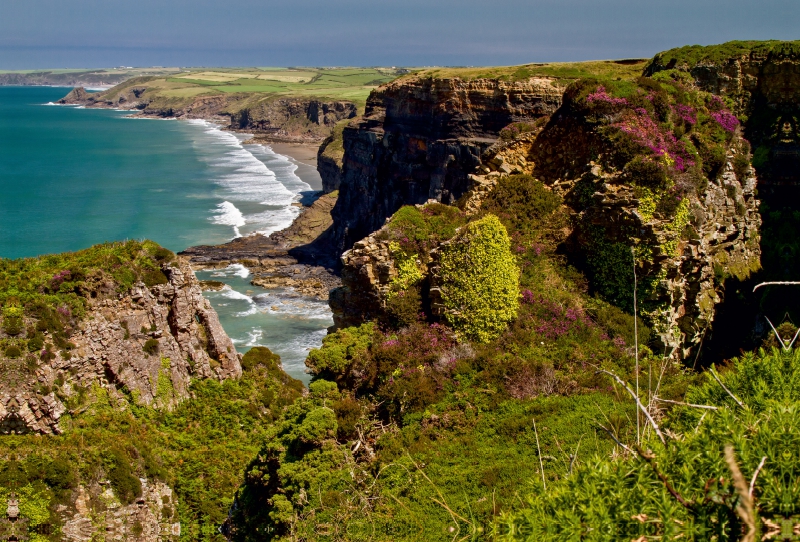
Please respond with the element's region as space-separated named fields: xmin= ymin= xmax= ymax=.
xmin=648 ymin=39 xmax=800 ymax=70
xmin=411 ymin=59 xmax=648 ymax=85
xmin=98 ymin=67 xmax=404 ymax=110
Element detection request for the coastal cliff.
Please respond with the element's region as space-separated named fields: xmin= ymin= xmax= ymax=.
xmin=0 ymin=243 xmax=240 ymax=435
xmin=328 ymin=75 xmax=564 ymax=250
xmin=328 ymin=54 xmax=768 ymax=359
xmin=646 ymin=41 xmax=800 ymax=188
xmin=59 ymin=82 xmax=357 ymax=143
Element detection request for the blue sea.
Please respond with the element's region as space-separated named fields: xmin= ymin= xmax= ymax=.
xmin=0 ymin=86 xmax=331 ymax=380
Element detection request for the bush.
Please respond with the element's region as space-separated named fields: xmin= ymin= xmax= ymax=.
xmin=624 ymin=156 xmax=671 ymax=191
xmin=142 ymin=269 xmax=169 ymax=287
xmin=480 ymin=174 xmax=565 ymax=249
xmin=306 ymin=323 xmax=376 ymax=380
xmin=241 ymin=346 xmax=281 ymax=371
xmin=4 ymin=345 xmax=21 ymax=358
xmin=383 ymin=285 xmax=423 ymax=328
xmin=437 ymin=214 xmax=520 ymax=343
xmin=142 ymin=338 xmax=159 ymax=356
xmin=105 ymin=449 xmax=142 ymax=505
xmin=27 ymin=334 xmax=44 ymax=352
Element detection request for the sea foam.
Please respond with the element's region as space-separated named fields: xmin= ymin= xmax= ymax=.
xmin=184 ymin=120 xmax=311 ymax=238
xmin=211 ymin=201 xmax=246 ymax=237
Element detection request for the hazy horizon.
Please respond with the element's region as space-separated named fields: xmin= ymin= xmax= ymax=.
xmin=2 ymin=0 xmax=798 ymax=70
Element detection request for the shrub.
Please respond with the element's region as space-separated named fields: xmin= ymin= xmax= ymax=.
xmin=142 ymin=338 xmax=159 ymax=356
xmin=381 ymin=203 xmax=467 ymax=257
xmin=383 ymin=285 xmax=423 ymax=328
xmin=306 ymin=323 xmax=375 ymax=380
xmin=241 ymin=346 xmax=281 ymax=371
xmin=27 ymin=333 xmax=44 ymax=352
xmin=437 ymin=214 xmax=520 ymax=343
xmin=500 ymin=348 xmax=800 ymax=540
xmin=480 ymin=174 xmax=565 ymax=249
xmin=4 ymin=345 xmax=21 ymax=358
xmin=499 ymin=122 xmax=537 ymax=141
xmin=624 ymin=156 xmax=671 ymax=191
xmin=142 ymin=269 xmax=169 ymax=287
xmin=105 ymin=449 xmax=142 ymax=505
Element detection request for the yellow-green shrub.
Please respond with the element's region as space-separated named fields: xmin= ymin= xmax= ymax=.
xmin=437 ymin=214 xmax=520 ymax=343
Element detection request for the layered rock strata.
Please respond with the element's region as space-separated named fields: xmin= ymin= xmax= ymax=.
xmin=0 ymin=259 xmax=240 ymax=435
xmin=330 ymin=76 xmax=762 ymax=359
xmin=328 ymin=76 xmax=564 ymax=251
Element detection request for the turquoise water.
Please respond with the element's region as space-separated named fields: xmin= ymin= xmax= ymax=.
xmin=0 ymin=86 xmax=331 ymax=380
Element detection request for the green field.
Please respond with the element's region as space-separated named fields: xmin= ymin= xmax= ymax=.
xmin=118 ymin=67 xmax=407 ymax=107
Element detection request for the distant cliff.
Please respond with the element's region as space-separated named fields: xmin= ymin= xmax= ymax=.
xmin=59 ymin=80 xmax=357 ymax=143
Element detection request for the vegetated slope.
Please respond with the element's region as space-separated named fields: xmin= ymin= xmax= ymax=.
xmin=0 ymin=240 xmax=240 ymax=435
xmin=502 ymin=346 xmax=800 ymax=541
xmin=229 ymin=179 xmax=695 ymax=539
xmin=2 ymin=346 xmax=302 ymax=540
xmin=332 ymin=64 xmax=760 ymax=360
xmin=644 ymin=41 xmax=800 ymax=362
xmin=228 ymin=43 xmax=798 ymax=539
xmin=0 ymin=242 xmax=307 ymax=539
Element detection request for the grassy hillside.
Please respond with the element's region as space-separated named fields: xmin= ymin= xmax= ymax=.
xmin=100 ymin=67 xmax=407 ymax=110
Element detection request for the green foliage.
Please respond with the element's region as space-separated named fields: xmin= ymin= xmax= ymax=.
xmin=105 ymin=448 xmax=143 ymax=505
xmin=501 ymin=348 xmax=800 ymax=541
xmin=479 ymin=174 xmax=566 ymax=250
xmin=306 ymin=323 xmax=376 ymax=381
xmin=438 ymin=215 xmax=520 ymax=343
xmin=647 ymin=40 xmax=800 ymax=73
xmin=142 ymin=338 xmax=159 ymax=356
xmin=3 ymin=346 xmax=303 ymax=538
xmin=0 ymin=240 xmax=175 ymax=353
xmin=379 ymin=203 xmax=467 ymax=260
xmin=240 ymin=346 xmax=280 ymax=371
xmin=387 ymin=241 xmax=424 ymax=294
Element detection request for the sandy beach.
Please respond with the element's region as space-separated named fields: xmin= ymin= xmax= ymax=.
xmin=256 ymin=141 xmax=324 ymax=192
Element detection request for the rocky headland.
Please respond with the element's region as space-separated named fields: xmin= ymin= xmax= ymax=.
xmin=1 ymin=255 xmax=240 ymax=436
xmin=58 ymin=83 xmax=357 ymax=144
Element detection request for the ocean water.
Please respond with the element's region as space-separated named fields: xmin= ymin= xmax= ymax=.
xmin=0 ymin=86 xmax=331 ymax=380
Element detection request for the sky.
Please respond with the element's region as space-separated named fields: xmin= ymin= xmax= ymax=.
xmin=1 ymin=0 xmax=798 ymax=69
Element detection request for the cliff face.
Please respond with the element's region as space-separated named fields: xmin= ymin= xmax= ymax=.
xmin=328 ymin=76 xmax=564 ymax=251
xmin=60 ymin=85 xmax=357 ymax=143
xmin=331 ymin=70 xmax=763 ymax=359
xmin=0 ymin=259 xmax=240 ymax=435
xmin=646 ymin=43 xmax=800 ymax=188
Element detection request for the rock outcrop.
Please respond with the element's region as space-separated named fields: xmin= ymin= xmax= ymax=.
xmin=330 ymin=66 xmax=764 ymax=359
xmin=57 ymin=87 xmax=91 ymax=104
xmin=60 ymin=480 xmax=180 ymax=542
xmin=646 ymin=42 xmax=800 ymax=188
xmin=328 ymin=75 xmax=564 ymax=251
xmin=181 ymin=192 xmax=342 ymax=300
xmin=0 ymin=259 xmax=240 ymax=435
